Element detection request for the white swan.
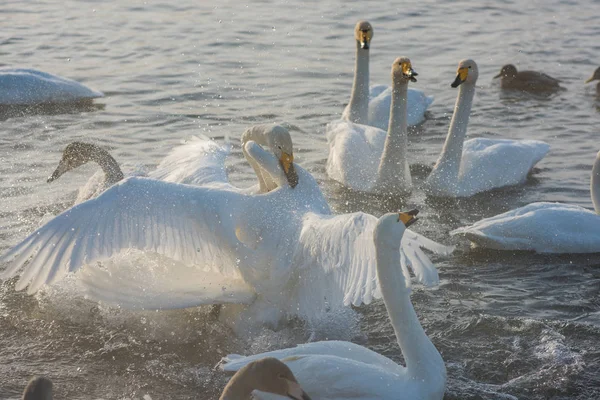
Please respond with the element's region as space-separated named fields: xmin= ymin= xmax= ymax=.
xmin=0 ymin=68 xmax=102 ymax=105
xmin=221 ymin=212 xmax=447 ymax=400
xmin=327 ymin=57 xmax=417 ymax=194
xmin=423 ymin=59 xmax=550 ymax=197
xmin=452 ymin=151 xmax=600 ymax=253
xmin=339 ymin=21 xmax=433 ymax=127
xmin=0 ymin=128 xmax=451 ymax=332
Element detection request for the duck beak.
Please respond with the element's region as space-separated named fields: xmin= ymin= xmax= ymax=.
xmin=585 ymin=75 xmax=596 ymax=84
xmin=47 ymin=160 xmax=69 ymax=183
xmin=280 ymin=152 xmax=299 ymax=188
xmin=493 ymin=72 xmax=501 ymax=79
xmin=398 ymin=209 xmax=419 ymax=227
xmin=287 ymin=381 xmax=311 ymax=400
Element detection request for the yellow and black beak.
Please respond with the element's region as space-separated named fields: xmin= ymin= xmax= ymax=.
xmin=402 ymin=62 xmax=418 ymax=83
xmin=398 ymin=209 xmax=419 ymax=227
xmin=451 ymin=67 xmax=469 ymax=88
xmin=359 ymin=29 xmax=372 ymax=49
xmin=585 ymin=75 xmax=597 ymax=84
xmin=280 ymin=152 xmax=299 ymax=188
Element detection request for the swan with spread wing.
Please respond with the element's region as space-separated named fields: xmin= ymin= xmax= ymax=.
xmin=0 ymin=126 xmax=451 ymax=331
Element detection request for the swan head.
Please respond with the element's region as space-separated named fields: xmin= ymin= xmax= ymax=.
xmin=354 ymin=20 xmax=373 ymax=49
xmin=585 ymin=66 xmax=600 ymax=84
xmin=47 ymin=142 xmax=98 ymax=183
xmin=451 ymin=59 xmax=478 ymax=88
xmin=266 ymin=126 xmax=299 ymax=188
xmin=230 ymin=357 xmax=311 ymax=400
xmin=493 ymin=64 xmax=518 ymax=80
xmin=22 ymin=377 xmax=53 ymax=400
xmin=374 ymin=210 xmax=419 ymax=246
xmin=392 ymin=57 xmax=418 ymax=83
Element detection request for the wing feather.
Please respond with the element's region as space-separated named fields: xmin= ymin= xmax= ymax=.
xmin=1 ymin=177 xmax=249 ymax=293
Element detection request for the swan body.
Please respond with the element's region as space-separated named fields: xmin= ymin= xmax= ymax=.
xmin=221 ymin=213 xmax=447 ymax=400
xmin=0 ymin=68 xmax=103 ymax=105
xmin=494 ymin=64 xmax=562 ymax=93
xmin=452 ymin=151 xmax=600 ymax=253
xmin=424 ymin=59 xmax=549 ymax=197
xmin=368 ymin=84 xmax=434 ymax=129
xmin=0 ymin=130 xmax=451 ymax=331
xmin=327 ymin=57 xmax=418 ymax=194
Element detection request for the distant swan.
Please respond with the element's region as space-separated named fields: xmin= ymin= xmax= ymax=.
xmin=21 ymin=377 xmax=53 ymax=400
xmin=0 ymin=68 xmax=102 ymax=105
xmin=424 ymin=59 xmax=550 ymax=197
xmin=220 ymin=358 xmax=311 ymax=400
xmin=221 ymin=212 xmax=447 ymax=400
xmin=339 ymin=20 xmax=433 ymax=128
xmin=0 ymin=128 xmax=451 ymax=333
xmin=493 ymin=64 xmax=562 ymax=93
xmin=327 ymin=57 xmax=417 ymax=194
xmin=452 ymin=151 xmax=600 ymax=253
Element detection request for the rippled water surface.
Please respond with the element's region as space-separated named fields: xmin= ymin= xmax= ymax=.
xmin=1 ymin=0 xmax=600 ymax=398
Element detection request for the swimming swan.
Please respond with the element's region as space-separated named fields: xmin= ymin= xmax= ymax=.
xmin=339 ymin=21 xmax=433 ymax=128
xmin=220 ymin=357 xmax=311 ymax=400
xmin=221 ymin=212 xmax=447 ymax=400
xmin=327 ymin=57 xmax=417 ymax=194
xmin=424 ymin=59 xmax=550 ymax=197
xmin=0 ymin=128 xmax=451 ymax=331
xmin=0 ymin=68 xmax=102 ymax=105
xmin=452 ymin=151 xmax=600 ymax=253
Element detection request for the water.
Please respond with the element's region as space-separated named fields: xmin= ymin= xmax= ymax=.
xmin=1 ymin=0 xmax=600 ymax=398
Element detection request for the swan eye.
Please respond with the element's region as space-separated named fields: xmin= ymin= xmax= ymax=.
xmin=278 ymin=374 xmax=285 ymax=379
xmin=468 ymin=66 xmax=472 ymax=69
xmin=278 ymin=145 xmax=282 ymax=149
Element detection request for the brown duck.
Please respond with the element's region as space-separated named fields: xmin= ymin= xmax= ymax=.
xmin=494 ymin=64 xmax=562 ymax=93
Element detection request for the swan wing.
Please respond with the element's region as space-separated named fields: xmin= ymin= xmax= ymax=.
xmin=0 ymin=177 xmax=249 ymax=294
xmin=78 ymin=255 xmax=255 ymax=310
xmin=149 ymin=136 xmax=232 ymax=187
xmin=325 ymin=120 xmax=385 ymax=192
xmin=452 ymin=202 xmax=600 ymax=253
xmin=368 ymin=85 xmax=434 ymax=129
xmin=292 ymin=212 xmax=452 ymax=313
xmin=0 ymin=68 xmax=103 ymax=105
xmin=459 ymin=138 xmax=550 ymax=196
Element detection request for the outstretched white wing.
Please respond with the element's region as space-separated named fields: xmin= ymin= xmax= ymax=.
xmin=149 ymin=136 xmax=232 ymax=187
xmin=292 ymin=212 xmax=453 ymax=316
xmin=0 ymin=177 xmax=251 ymax=294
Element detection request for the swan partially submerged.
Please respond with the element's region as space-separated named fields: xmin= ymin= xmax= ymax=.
xmin=452 ymin=151 xmax=600 ymax=253
xmin=0 ymin=68 xmax=102 ymax=105
xmin=424 ymin=59 xmax=550 ymax=197
xmin=221 ymin=212 xmax=446 ymax=400
xmin=0 ymin=127 xmax=451 ymax=331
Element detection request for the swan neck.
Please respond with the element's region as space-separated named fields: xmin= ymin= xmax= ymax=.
xmin=430 ymin=83 xmax=475 ymax=188
xmin=346 ymin=43 xmax=369 ymax=124
xmin=92 ymin=147 xmax=124 ymax=185
xmin=219 ymin=373 xmax=254 ymax=400
xmin=241 ymin=129 xmax=272 ymax=192
xmin=591 ymin=154 xmax=600 ymax=214
xmin=375 ymin=79 xmax=411 ymax=193
xmin=375 ymin=239 xmax=443 ymax=380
